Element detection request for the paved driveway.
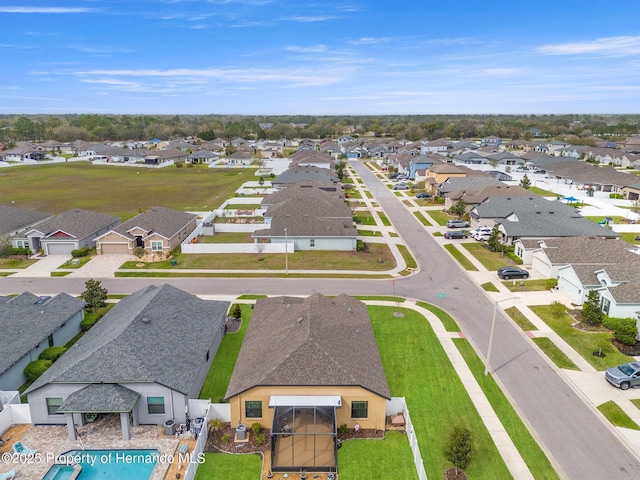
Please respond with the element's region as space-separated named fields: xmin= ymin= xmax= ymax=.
xmin=66 ymin=254 xmax=133 ymax=278
xmin=11 ymin=255 xmax=70 ymax=278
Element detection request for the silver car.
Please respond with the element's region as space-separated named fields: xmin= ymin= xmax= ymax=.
xmin=605 ymin=362 xmax=640 ymax=390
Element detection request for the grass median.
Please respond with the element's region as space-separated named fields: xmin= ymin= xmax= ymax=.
xmin=444 ymin=244 xmax=478 ymax=271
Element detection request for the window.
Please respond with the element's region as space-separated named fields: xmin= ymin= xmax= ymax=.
xmin=151 ymin=241 xmax=163 ymax=252
xmin=147 ymin=396 xmax=165 ymax=414
xmin=601 ymin=297 xmax=611 ymax=315
xmin=351 ymin=401 xmax=368 ymax=419
xmin=47 ymin=397 xmax=63 ymax=415
xmin=310 ymin=239 xmax=315 ymax=248
xmin=245 ymin=400 xmax=262 ymax=418
xmin=48 ymin=334 xmax=54 ymax=347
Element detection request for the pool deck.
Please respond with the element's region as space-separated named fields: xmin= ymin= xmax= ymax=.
xmin=1 ymin=416 xmax=179 ymax=480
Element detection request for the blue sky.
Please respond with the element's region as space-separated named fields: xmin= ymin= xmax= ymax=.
xmin=1 ymin=0 xmax=639 ymax=114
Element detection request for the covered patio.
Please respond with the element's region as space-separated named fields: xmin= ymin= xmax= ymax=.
xmin=57 ymin=384 xmax=140 ymax=440
xmin=270 ymin=396 xmax=339 ymax=473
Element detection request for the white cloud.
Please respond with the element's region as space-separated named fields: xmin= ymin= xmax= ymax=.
xmin=352 ymin=37 xmax=393 ymax=45
xmin=0 ymin=6 xmax=97 ymax=13
xmin=285 ymin=45 xmax=329 ymax=53
xmin=67 ymin=45 xmax=134 ymax=54
xmin=538 ymin=36 xmax=640 ymax=56
xmin=279 ymin=15 xmax=336 ymax=23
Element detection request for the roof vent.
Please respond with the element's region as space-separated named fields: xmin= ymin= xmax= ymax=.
xmin=141 ymin=317 xmax=150 ymax=323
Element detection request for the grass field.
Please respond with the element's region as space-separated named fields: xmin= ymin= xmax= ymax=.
xmin=413 ymin=211 xmax=432 ymax=226
xmin=502 ymin=279 xmax=551 ymax=292
xmin=0 ymin=258 xmax=37 ymax=269
xmin=427 ymin=209 xmax=451 ymax=226
xmin=461 ymin=243 xmax=517 ymax=271
xmin=444 ymin=244 xmax=478 ymax=271
xmin=532 ymin=337 xmax=580 ymax=370
xmin=0 ymin=162 xmax=254 ymax=218
xmin=197 ymin=232 xmax=254 ymax=243
xmin=529 ymin=305 xmax=632 ymax=370
xmin=597 ymin=401 xmax=640 ymax=430
xmin=481 ymin=282 xmax=499 ymax=292
xmin=194 ymin=452 xmax=262 ymax=480
xmin=528 ymin=186 xmax=558 ymax=197
xmin=504 ymin=306 xmax=537 ymax=331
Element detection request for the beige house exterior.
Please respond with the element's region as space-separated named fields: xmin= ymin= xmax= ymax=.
xmin=225 ymin=294 xmax=389 ymax=474
xmin=95 ymin=206 xmax=196 ymax=256
xmin=426 ymin=163 xmax=467 ymax=186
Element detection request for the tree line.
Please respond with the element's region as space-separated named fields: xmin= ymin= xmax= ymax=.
xmin=1 ymin=113 xmax=638 ymax=144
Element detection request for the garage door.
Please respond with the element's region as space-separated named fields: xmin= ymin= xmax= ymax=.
xmin=100 ymin=243 xmax=130 ymax=254
xmin=46 ymin=243 xmax=76 ymax=255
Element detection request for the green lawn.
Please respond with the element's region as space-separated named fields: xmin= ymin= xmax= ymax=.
xmin=223 ymin=204 xmax=261 ymax=210
xmin=529 ymin=305 xmax=633 ymax=370
xmin=454 ymin=339 xmax=561 ymax=480
xmin=416 ymin=301 xmax=460 ymax=332
xmin=481 ymin=282 xmax=499 ymax=292
xmin=619 ymin=232 xmax=640 ymax=245
xmin=444 ymin=244 xmax=478 ymax=271
xmin=502 ymin=279 xmax=551 ymax=292
xmin=427 ymin=210 xmax=451 ymax=226
xmin=396 ymin=244 xmax=417 ymax=269
xmin=0 ymin=162 xmax=254 ymax=218
xmin=353 ymin=212 xmax=377 ymax=226
xmin=358 ymin=229 xmax=382 ymax=237
xmin=584 ymin=215 xmax=625 ymax=224
xmin=461 ymin=243 xmax=517 ymax=271
xmin=378 ymin=212 xmax=392 ymax=226
xmin=413 ymin=211 xmax=432 ymax=226
xmin=338 ymin=432 xmax=418 ymax=480
xmin=121 ymin=243 xmax=396 ymax=271
xmin=532 ymin=337 xmax=580 ymax=371
xmin=197 ymin=232 xmax=254 ymax=243
xmin=504 ymin=306 xmax=537 ymax=331
xmin=632 ymin=399 xmax=640 ymax=410
xmin=57 ymin=256 xmax=93 ymax=269
xmin=527 ymin=186 xmax=557 ymax=197
xmin=236 ymin=294 xmax=268 ymax=300
xmin=0 ymin=258 xmax=38 ymax=269
xmin=369 ymin=306 xmax=512 ymax=479
xmin=199 ymin=304 xmax=252 ymax=402
xmin=597 ymin=401 xmax=640 ymax=430
xmin=194 ymin=452 xmax=262 ymax=480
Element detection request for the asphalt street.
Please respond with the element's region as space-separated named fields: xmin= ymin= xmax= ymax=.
xmin=1 ymin=161 xmax=639 ymax=479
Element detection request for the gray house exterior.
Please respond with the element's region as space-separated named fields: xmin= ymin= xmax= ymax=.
xmin=0 ymin=293 xmax=85 ymax=391
xmin=15 ymin=209 xmax=120 ymax=255
xmin=25 ymin=284 xmax=229 ymax=440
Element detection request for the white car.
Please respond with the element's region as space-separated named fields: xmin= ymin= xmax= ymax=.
xmin=471 ymin=227 xmax=492 ymax=240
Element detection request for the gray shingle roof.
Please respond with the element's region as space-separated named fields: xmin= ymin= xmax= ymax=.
xmin=0 ymin=205 xmax=51 ymax=235
xmin=274 ymin=168 xmax=339 ymax=186
xmin=438 ymin=176 xmax=502 ymax=194
xmin=27 ymin=209 xmax=119 ymax=239
xmin=225 ymin=294 xmax=390 ymax=400
xmin=25 ymin=284 xmax=229 ymax=395
xmin=58 ymin=384 xmax=140 ymax=413
xmin=105 ymin=206 xmax=196 ymax=241
xmin=0 ymin=292 xmax=85 ymax=375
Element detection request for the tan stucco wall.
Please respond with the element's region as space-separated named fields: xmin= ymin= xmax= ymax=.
xmin=227 ymin=385 xmax=387 ymax=431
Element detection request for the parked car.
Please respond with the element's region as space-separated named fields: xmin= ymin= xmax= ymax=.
xmin=605 ymin=362 xmax=640 ymax=390
xmin=446 ymin=219 xmax=470 ymax=228
xmin=397 ymin=174 xmax=409 ymax=180
xmin=416 ymin=193 xmax=431 ymax=199
xmin=474 ymin=231 xmax=492 ymax=241
xmin=497 ymin=266 xmax=529 ymax=279
xmin=469 ymin=225 xmax=490 ymax=237
xmin=388 ymin=172 xmax=399 ymax=179
xmin=393 ymin=184 xmax=409 ymax=190
xmin=444 ymin=230 xmax=468 ymax=239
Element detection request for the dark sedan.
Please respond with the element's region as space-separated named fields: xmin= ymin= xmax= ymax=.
xmin=444 ymin=230 xmax=468 ymax=239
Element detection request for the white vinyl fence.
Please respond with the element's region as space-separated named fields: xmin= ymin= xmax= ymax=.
xmin=387 ymin=397 xmax=427 ymax=480
xmin=182 ymin=242 xmax=292 ymax=254
xmin=183 ymin=402 xmax=230 ymax=480
xmin=0 ymin=392 xmax=31 ymax=434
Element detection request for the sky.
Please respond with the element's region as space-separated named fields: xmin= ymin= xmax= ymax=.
xmin=1 ymin=0 xmax=640 ymax=115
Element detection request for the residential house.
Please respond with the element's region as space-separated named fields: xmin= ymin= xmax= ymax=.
xmin=186 ymin=150 xmax=221 ymax=165
xmin=14 ymin=209 xmax=120 ymax=255
xmin=480 ymin=136 xmax=502 ymax=147
xmin=621 ymin=182 xmax=640 ymax=201
xmin=95 ymin=206 xmax=197 ymax=256
xmin=272 ymin=168 xmax=339 ymax=190
xmin=545 ymin=162 xmax=632 ymax=193
xmin=0 ymin=293 xmax=85 ymax=391
xmin=419 ymin=138 xmax=450 ymax=155
xmin=425 ymin=163 xmax=466 ymax=192
xmin=434 ymin=175 xmax=501 ymax=198
xmin=409 ymin=154 xmax=445 ymax=179
xmin=484 ymin=152 xmax=523 ymax=166
xmin=253 ymin=185 xmax=356 ymax=251
xmin=1 ymin=147 xmax=46 ymax=162
xmin=225 ymin=293 xmax=390 ymax=474
xmin=25 ymin=284 xmax=229 ymax=440
xmin=526 ymin=237 xmax=640 ymax=327
xmin=1 ymin=206 xmax=51 ymax=246
xmin=470 ymin=196 xmax=619 ymax=245
xmin=225 ymin=151 xmax=255 ymax=166
xmin=289 ymin=151 xmax=334 ymax=170
xmin=452 ymin=151 xmax=488 ymax=165
xmin=444 ymin=185 xmax=530 ymax=211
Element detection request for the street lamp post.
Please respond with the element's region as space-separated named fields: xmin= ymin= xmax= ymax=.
xmin=485 ymin=296 xmax=520 ymax=376
xmin=284 ymin=228 xmax=288 ymax=276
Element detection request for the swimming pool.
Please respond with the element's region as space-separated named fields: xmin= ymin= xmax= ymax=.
xmin=42 ymin=464 xmax=77 ymax=480
xmin=53 ymin=449 xmax=160 ymax=480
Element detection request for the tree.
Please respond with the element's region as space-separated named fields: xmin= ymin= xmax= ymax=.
xmin=443 ymin=425 xmax=474 ymax=471
xmin=582 ymin=290 xmax=603 ymax=326
xmin=586 ymin=186 xmax=595 ymax=197
xmin=519 ymin=173 xmax=531 ymax=189
xmin=258 ymin=176 xmax=265 ymax=187
xmin=134 ymin=246 xmax=145 ymax=262
xmin=486 ymin=224 xmax=501 ymax=252
xmin=80 ymin=279 xmax=108 ymax=313
xmin=450 ymin=199 xmax=466 ymax=218
xmin=231 ymin=304 xmax=242 ymax=319
xmin=0 ymin=235 xmax=13 ymax=265
xmin=255 ymin=242 xmax=265 ymax=261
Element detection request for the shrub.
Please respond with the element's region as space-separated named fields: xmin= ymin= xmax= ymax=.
xmin=24 ymin=359 xmax=52 ymax=382
xmin=209 ymin=418 xmax=224 ymax=431
xmin=549 ymin=301 xmax=566 ymax=318
xmin=231 ymin=304 xmax=242 ymax=319
xmin=255 ymin=433 xmax=266 ymax=446
xmin=582 ymin=290 xmax=603 ymax=326
xmin=443 ymin=425 xmax=474 ymax=471
xmin=356 ymin=240 xmax=365 ymax=252
xmin=603 ymin=317 xmax=638 ymax=346
xmin=251 ymin=422 xmax=261 ymax=436
xmin=545 ymin=278 xmax=558 ymax=289
xmin=609 ymin=193 xmax=623 ymax=199
xmin=80 ymin=312 xmax=103 ymax=331
xmin=39 ymin=346 xmax=67 ymax=362
xmin=175 ymin=162 xmax=184 ymax=168
xmin=338 ymin=424 xmax=348 ymax=434
xmin=71 ymin=247 xmax=91 ymax=258
xmin=221 ymin=433 xmax=231 ymax=443
xmin=10 ymin=247 xmax=31 ymax=256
